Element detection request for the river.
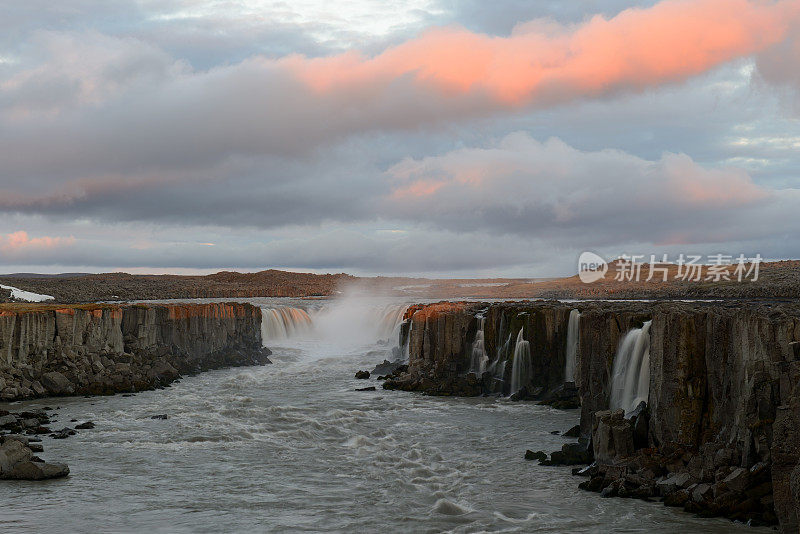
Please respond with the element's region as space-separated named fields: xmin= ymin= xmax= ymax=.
xmin=0 ymin=297 xmax=767 ymax=533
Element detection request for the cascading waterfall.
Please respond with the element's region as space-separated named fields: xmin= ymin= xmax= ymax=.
xmin=564 ymin=309 xmax=580 ymax=383
xmin=487 ymin=333 xmax=512 ymax=379
xmin=469 ymin=315 xmax=488 ymax=375
xmin=509 ymin=329 xmax=532 ymax=395
xmin=377 ymin=304 xmax=410 ymax=341
xmin=609 ymin=320 xmax=652 ymax=415
xmin=260 ymin=307 xmax=313 ymax=344
xmin=486 ymin=315 xmax=508 ymax=379
xmin=400 ymin=318 xmax=412 ymax=362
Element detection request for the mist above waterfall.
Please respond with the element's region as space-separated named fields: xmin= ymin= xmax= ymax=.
xmin=609 ymin=321 xmax=652 ymax=415
xmin=260 ymin=286 xmax=409 ymax=351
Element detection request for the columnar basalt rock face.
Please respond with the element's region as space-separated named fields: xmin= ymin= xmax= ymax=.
xmin=0 ymin=303 xmax=270 ymax=400
xmin=584 ymin=302 xmax=800 ymax=529
xmin=386 ymin=301 xmax=588 ymax=398
xmin=384 ymin=299 xmax=800 ymax=531
xmin=573 ymin=303 xmax=652 ymax=433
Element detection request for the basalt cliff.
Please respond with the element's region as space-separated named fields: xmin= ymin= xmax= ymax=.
xmin=384 ymin=300 xmax=800 ymax=532
xmin=0 ymin=303 xmax=270 ymax=401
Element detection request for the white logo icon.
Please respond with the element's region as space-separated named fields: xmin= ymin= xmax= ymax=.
xmin=578 ymin=252 xmax=608 ymax=283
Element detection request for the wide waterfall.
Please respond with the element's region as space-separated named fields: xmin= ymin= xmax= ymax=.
xmin=609 ymin=320 xmax=652 ymax=415
xmin=469 ymin=315 xmax=488 ymax=375
xmin=564 ymin=309 xmax=580 ymax=383
xmin=260 ymin=307 xmax=313 ymax=343
xmin=509 ymin=329 xmax=532 ymax=395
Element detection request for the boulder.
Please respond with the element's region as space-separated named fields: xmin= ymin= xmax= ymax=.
xmin=692 ymin=483 xmax=713 ymax=503
xmin=40 ymin=371 xmax=75 ymax=395
xmin=525 ymin=450 xmax=547 ymax=462
xmin=354 ymin=370 xmax=370 ymax=380
xmin=2 ymin=434 xmax=29 ymax=447
xmin=722 ymin=467 xmax=749 ymax=493
xmin=3 ymin=460 xmax=69 ymax=480
xmin=0 ymin=438 xmax=32 ymax=473
xmin=592 ymin=410 xmax=635 ymax=463
xmin=656 ymin=472 xmax=693 ymax=496
xmin=542 ymin=441 xmax=593 ymax=465
xmin=0 ymin=414 xmax=17 ymax=428
xmin=31 ymin=381 xmax=46 ymax=396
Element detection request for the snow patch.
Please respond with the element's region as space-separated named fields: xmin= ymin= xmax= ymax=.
xmin=0 ymin=284 xmax=55 ymax=302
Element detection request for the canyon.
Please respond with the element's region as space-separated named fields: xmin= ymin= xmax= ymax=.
xmin=1 ymin=296 xmax=798 ymax=532
xmin=384 ymin=300 xmax=800 ymax=532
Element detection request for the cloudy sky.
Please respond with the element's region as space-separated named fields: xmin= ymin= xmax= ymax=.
xmin=1 ymin=0 xmax=799 ymax=277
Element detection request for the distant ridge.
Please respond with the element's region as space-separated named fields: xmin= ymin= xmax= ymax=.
xmin=0 ymin=273 xmax=92 ymax=279
xmin=0 ymin=270 xmax=354 ymax=303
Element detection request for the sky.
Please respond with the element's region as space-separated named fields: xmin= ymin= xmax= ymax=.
xmin=1 ymin=0 xmax=799 ymax=277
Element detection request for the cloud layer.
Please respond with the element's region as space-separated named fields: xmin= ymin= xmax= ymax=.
xmin=0 ymin=0 xmax=799 ymax=274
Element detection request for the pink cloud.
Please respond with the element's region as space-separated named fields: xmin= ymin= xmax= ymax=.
xmin=1 ymin=231 xmax=75 ymax=251
xmin=288 ymin=0 xmax=799 ymax=105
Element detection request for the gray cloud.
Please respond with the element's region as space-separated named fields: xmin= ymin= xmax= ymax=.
xmin=1 ymin=1 xmax=799 ymax=275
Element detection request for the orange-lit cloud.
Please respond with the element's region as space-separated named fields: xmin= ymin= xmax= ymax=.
xmin=382 ymin=133 xmax=779 ymax=246
xmin=1 ymin=231 xmax=75 ymax=251
xmin=288 ymin=0 xmax=800 ymax=105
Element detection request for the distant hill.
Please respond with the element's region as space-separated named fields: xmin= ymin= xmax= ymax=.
xmin=0 ymin=270 xmax=355 ymax=303
xmin=0 ymin=273 xmax=92 ymax=279
xmin=1 ymin=260 xmax=798 ymax=303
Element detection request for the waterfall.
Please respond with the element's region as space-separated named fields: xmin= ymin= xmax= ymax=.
xmin=377 ymin=304 xmax=410 ymax=341
xmin=260 ymin=307 xmax=313 ymax=344
xmin=487 ymin=315 xmax=508 ymax=379
xmin=564 ymin=309 xmax=580 ymax=383
xmin=609 ymin=320 xmax=652 ymax=415
xmin=469 ymin=315 xmax=488 ymax=375
xmin=487 ymin=332 xmax=511 ymax=379
xmin=509 ymin=329 xmax=532 ymax=395
xmin=400 ymin=317 xmax=413 ymax=362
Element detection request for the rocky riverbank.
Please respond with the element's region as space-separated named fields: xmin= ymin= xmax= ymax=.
xmin=381 ymin=300 xmax=800 ymax=532
xmin=0 ymin=302 xmax=271 ymax=401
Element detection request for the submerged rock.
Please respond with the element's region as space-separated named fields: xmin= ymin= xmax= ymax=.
xmin=525 ymin=450 xmax=547 ymax=462
xmin=371 ymin=359 xmax=405 ymax=377
xmin=50 ymin=428 xmax=76 ymax=439
xmin=354 ymin=386 xmax=376 ymax=392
